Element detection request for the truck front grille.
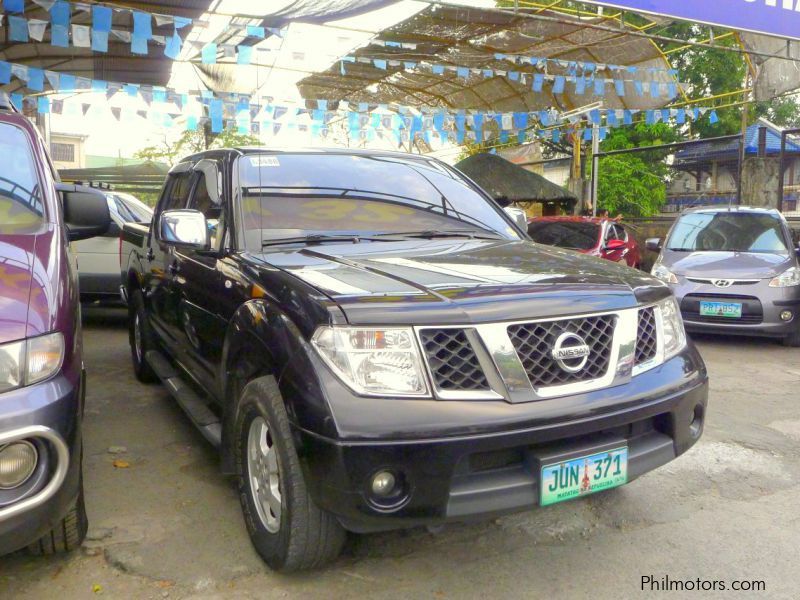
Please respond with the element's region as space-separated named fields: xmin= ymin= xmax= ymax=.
xmin=419 ymin=328 xmax=490 ymax=391
xmin=635 ymin=307 xmax=658 ymax=364
xmin=507 ymin=315 xmax=616 ymax=388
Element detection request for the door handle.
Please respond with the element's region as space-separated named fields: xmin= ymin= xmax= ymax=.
xmin=169 ymin=261 xmax=179 ymax=275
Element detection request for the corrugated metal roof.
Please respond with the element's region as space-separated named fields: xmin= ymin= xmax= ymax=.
xmin=297 ymin=3 xmax=680 ymax=112
xmin=674 ymin=120 xmax=800 ymax=164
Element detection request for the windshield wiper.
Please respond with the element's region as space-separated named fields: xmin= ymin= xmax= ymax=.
xmin=666 ymin=247 xmax=693 ymax=252
xmin=261 ymin=234 xmax=399 ymax=247
xmin=375 ymin=229 xmax=505 ymax=241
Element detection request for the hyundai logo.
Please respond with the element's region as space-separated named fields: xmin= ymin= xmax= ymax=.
xmin=551 ymin=332 xmax=591 ymax=373
xmin=712 ymin=279 xmax=734 ymax=288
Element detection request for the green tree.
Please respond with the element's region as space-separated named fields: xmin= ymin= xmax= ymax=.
xmin=596 ymin=123 xmax=680 ymax=215
xmin=134 ymin=127 xmax=260 ymax=165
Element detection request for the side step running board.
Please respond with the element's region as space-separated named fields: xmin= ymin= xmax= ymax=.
xmin=145 ymin=350 xmax=222 ymax=448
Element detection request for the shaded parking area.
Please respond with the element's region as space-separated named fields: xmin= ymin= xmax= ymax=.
xmin=1 ymin=307 xmax=799 ymax=599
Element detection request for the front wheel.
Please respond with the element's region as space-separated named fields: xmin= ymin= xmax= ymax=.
xmin=27 ymin=474 xmax=88 ymax=555
xmin=129 ymin=289 xmax=157 ymax=383
xmin=235 ymin=376 xmax=346 ymax=571
xmin=783 ymin=325 xmax=800 ymax=347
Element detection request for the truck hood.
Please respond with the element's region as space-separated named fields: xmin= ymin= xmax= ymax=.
xmin=253 ymin=239 xmax=665 ymax=325
xmin=662 ymin=250 xmax=795 ymax=280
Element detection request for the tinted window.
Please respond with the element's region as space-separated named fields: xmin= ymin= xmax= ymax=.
xmin=237 ymin=153 xmax=520 ymax=249
xmin=108 ymin=193 xmax=152 ymax=223
xmin=187 ymin=165 xmax=225 ymax=250
xmin=528 ymin=221 xmax=599 ymax=250
xmin=667 ymin=212 xmax=789 ymax=253
xmin=607 ymin=224 xmax=627 ymax=242
xmin=161 ymin=173 xmax=193 ymax=212
xmin=0 ymin=123 xmax=44 ymax=233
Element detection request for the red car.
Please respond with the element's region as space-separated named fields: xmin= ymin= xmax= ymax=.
xmin=527 ymin=216 xmax=641 ymax=268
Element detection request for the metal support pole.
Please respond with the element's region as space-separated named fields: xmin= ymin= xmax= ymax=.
xmin=591 ymin=124 xmax=600 ymax=216
xmin=778 ymin=131 xmax=787 ymax=213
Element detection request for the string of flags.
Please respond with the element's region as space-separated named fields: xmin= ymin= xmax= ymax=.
xmin=3 ymin=87 xmax=720 ymax=149
xmin=369 ymin=38 xmax=679 ymax=80
xmin=0 ymin=0 xmax=287 ymax=61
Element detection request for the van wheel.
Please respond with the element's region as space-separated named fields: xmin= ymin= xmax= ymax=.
xmin=27 ymin=475 xmax=88 ymax=555
xmin=783 ymin=326 xmax=800 ymax=347
xmin=129 ymin=290 xmax=157 ymax=383
xmin=235 ymin=376 xmax=346 ymax=571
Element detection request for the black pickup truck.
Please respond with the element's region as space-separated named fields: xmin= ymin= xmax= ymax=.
xmin=121 ymin=148 xmax=708 ymax=571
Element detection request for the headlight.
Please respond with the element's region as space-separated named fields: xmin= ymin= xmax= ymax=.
xmin=651 ymin=264 xmax=678 ymax=284
xmin=769 ymin=266 xmax=800 ymax=288
xmin=658 ymin=296 xmax=687 ymax=360
xmin=312 ymin=327 xmax=429 ymax=397
xmin=0 ymin=333 xmax=64 ymax=393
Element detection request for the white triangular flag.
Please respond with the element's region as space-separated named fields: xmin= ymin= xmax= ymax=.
xmin=72 ymin=24 xmax=91 ymax=48
xmin=28 ymin=19 xmax=48 ymax=42
xmin=32 ymin=0 xmax=57 ymax=11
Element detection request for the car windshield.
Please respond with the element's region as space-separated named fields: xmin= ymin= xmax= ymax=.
xmin=236 ymin=153 xmax=520 ymax=250
xmin=667 ymin=212 xmax=789 ymax=254
xmin=528 ymin=221 xmax=599 ymax=251
xmin=108 ymin=192 xmax=152 ymax=223
xmin=0 ymin=122 xmax=44 ymax=234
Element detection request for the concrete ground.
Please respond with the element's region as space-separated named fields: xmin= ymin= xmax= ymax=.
xmin=1 ymin=307 xmax=799 ymax=599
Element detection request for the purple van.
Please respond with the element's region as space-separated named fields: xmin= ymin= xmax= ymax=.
xmin=0 ymin=95 xmax=109 ymax=555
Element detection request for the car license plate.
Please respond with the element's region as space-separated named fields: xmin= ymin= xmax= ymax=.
xmin=540 ymin=447 xmax=628 ymax=506
xmin=699 ymin=301 xmax=742 ymax=318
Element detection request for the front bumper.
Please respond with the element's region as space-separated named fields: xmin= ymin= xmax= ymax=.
xmin=0 ymin=373 xmax=83 ymax=555
xmin=294 ymin=349 xmax=708 ymax=533
xmin=673 ymin=278 xmax=800 ymax=338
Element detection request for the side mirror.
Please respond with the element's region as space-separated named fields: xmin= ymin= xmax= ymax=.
xmin=159 ymin=209 xmax=209 ymax=249
xmin=604 ymin=238 xmax=626 ymax=251
xmin=645 ymin=238 xmax=662 ymax=252
xmin=58 ymin=183 xmax=111 ymax=241
xmin=503 ymin=206 xmax=528 ymax=231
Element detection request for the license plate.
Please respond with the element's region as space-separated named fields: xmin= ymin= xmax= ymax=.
xmin=699 ymin=301 xmax=742 ymax=318
xmin=540 ymin=447 xmax=628 ymax=506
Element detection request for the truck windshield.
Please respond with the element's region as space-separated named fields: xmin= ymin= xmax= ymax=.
xmin=0 ymin=122 xmax=44 ymax=233
xmin=667 ymin=212 xmax=789 ymax=254
xmin=528 ymin=221 xmax=599 ymax=250
xmin=236 ymin=153 xmax=520 ymax=249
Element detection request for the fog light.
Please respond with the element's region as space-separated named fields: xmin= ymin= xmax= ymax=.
xmin=689 ymin=405 xmax=704 ymax=438
xmin=780 ymin=310 xmax=793 ymax=322
xmin=371 ymin=471 xmax=396 ymax=497
xmin=0 ymin=441 xmax=38 ymax=489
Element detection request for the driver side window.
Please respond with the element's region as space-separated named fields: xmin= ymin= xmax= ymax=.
xmin=186 ymin=162 xmax=225 ymax=251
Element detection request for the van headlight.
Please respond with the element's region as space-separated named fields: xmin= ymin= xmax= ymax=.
xmin=0 ymin=333 xmax=65 ymax=393
xmin=651 ymin=264 xmax=678 ymax=284
xmin=658 ymin=296 xmax=687 ymax=360
xmin=312 ymin=327 xmax=429 ymax=397
xmin=769 ymin=266 xmax=800 ymax=288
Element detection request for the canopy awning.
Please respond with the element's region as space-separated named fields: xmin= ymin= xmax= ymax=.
xmin=297 ymin=3 xmax=680 ymax=112
xmin=455 ymin=152 xmax=577 ymax=205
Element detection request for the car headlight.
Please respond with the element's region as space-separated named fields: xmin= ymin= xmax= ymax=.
xmin=769 ymin=266 xmax=800 ymax=288
xmin=0 ymin=333 xmax=64 ymax=393
xmin=658 ymin=296 xmax=687 ymax=361
xmin=651 ymin=264 xmax=678 ymax=284
xmin=312 ymin=327 xmax=429 ymax=397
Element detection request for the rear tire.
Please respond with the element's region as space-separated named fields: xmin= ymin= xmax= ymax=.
xmin=129 ymin=289 xmax=158 ymax=383
xmin=235 ymin=376 xmax=346 ymax=571
xmin=27 ymin=476 xmax=88 ymax=555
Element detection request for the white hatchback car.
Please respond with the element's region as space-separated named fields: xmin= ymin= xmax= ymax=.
xmin=71 ymin=191 xmax=152 ymax=302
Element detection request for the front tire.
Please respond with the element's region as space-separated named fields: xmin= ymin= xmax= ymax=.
xmin=27 ymin=476 xmax=88 ymax=555
xmin=783 ymin=325 xmax=800 ymax=347
xmin=129 ymin=289 xmax=157 ymax=383
xmin=235 ymin=376 xmax=346 ymax=571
